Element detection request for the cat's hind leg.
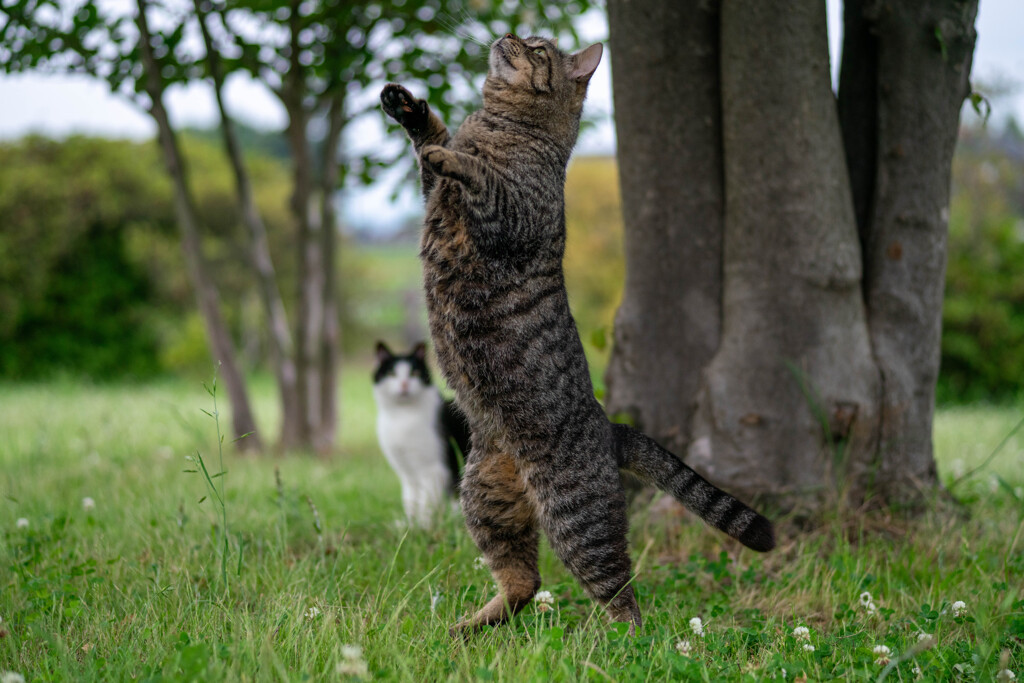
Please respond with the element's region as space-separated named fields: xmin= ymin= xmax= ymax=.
xmin=451 ymin=447 xmax=541 ymax=636
xmin=525 ymin=449 xmax=643 ymax=634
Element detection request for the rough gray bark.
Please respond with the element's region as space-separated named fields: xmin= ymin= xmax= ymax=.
xmin=604 ymin=0 xmax=723 ymax=455
xmin=315 ymin=93 xmax=345 ymax=455
xmin=194 ymin=0 xmax=301 ymax=451
xmin=858 ymin=0 xmax=979 ymax=499
xmin=687 ymin=0 xmax=880 ymax=503
xmin=607 ymin=0 xmax=979 ymax=510
xmin=136 ymin=0 xmax=261 ymax=452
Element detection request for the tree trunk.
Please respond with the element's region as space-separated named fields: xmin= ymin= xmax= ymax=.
xmin=135 ymin=0 xmax=261 ymax=452
xmin=282 ymin=0 xmax=324 ymax=451
xmin=194 ymin=0 xmax=301 ymax=452
xmin=315 ymin=93 xmax=345 ymax=454
xmin=853 ymin=0 xmax=979 ymax=500
xmin=606 ymin=0 xmax=979 ymax=511
xmin=604 ymin=0 xmax=723 ymax=456
xmin=688 ymin=0 xmax=880 ymax=504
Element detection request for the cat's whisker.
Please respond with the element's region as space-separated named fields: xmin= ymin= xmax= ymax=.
xmin=436 ymin=11 xmax=491 ymax=48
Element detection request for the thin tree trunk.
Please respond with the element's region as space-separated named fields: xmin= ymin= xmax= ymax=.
xmin=315 ymin=93 xmax=344 ymax=454
xmin=857 ymin=0 xmax=978 ymax=501
xmin=193 ymin=0 xmax=301 ymax=451
xmin=135 ymin=0 xmax=261 ymax=452
xmin=604 ymin=0 xmax=723 ymax=456
xmin=279 ymin=0 xmax=323 ymax=450
xmin=689 ymin=0 xmax=879 ymax=504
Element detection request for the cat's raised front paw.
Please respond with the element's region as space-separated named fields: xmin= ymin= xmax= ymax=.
xmin=380 ymin=83 xmax=427 ymax=130
xmin=420 ymin=145 xmax=456 ymax=176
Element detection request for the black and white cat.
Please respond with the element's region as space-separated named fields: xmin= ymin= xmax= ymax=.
xmin=372 ymin=341 xmax=471 ymax=527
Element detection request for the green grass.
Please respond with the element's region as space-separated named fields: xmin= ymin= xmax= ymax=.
xmin=1 ymin=375 xmax=1022 ymax=681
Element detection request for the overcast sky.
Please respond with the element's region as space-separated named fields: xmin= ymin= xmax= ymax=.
xmin=1 ymin=1 xmax=1020 ymax=229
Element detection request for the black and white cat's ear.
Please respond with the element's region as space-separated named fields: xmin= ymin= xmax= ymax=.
xmin=375 ymin=341 xmax=393 ymax=364
xmin=570 ymin=43 xmax=603 ymax=83
xmin=411 ymin=341 xmax=428 ymax=361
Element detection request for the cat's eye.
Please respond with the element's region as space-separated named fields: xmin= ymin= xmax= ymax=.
xmin=532 ymin=47 xmax=545 ymax=56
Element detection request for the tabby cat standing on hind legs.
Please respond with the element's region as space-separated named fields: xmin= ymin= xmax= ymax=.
xmin=381 ymin=33 xmax=775 ymax=636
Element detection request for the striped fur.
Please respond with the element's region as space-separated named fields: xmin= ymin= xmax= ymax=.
xmin=381 ymin=34 xmax=774 ymax=637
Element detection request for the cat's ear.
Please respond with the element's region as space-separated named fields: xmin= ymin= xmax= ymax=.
xmin=376 ymin=341 xmax=393 ymax=364
xmin=570 ymin=43 xmax=602 ymax=83
xmin=411 ymin=341 xmax=428 ymax=361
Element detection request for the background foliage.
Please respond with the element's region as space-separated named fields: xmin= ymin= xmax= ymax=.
xmin=1 ymin=120 xmax=1023 ymax=401
xmin=941 ymin=122 xmax=1024 ymax=403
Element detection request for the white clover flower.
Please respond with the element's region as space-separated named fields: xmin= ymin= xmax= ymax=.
xmin=859 ymin=591 xmax=873 ymax=606
xmin=534 ymin=590 xmax=554 ymax=612
xmin=675 ymin=639 xmax=692 ymax=656
xmin=473 ymin=556 xmax=487 ymax=570
xmin=996 ymin=669 xmax=1016 ymax=682
xmin=304 ymin=606 xmax=321 ymax=621
xmin=15 ymin=518 xmax=28 ymax=529
xmin=803 ymin=644 xmax=815 ymax=652
xmin=913 ymin=664 xmax=922 ymax=677
xmin=339 ymin=644 xmax=363 ymax=660
xmin=1 ymin=672 xmax=26 ymax=683
xmin=917 ymin=631 xmax=933 ymax=642
xmin=792 ymin=625 xmax=810 ymax=640
xmin=952 ymin=600 xmax=967 ymax=617
xmin=82 ymin=497 xmax=96 ymax=511
xmin=873 ymin=644 xmax=892 ymax=666
xmin=779 ymin=668 xmax=787 ymax=680
xmin=336 ymin=644 xmax=368 ymax=677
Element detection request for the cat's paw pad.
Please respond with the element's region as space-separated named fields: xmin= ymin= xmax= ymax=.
xmin=380 ymin=83 xmax=427 ymax=128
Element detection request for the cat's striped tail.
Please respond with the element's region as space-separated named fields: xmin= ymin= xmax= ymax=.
xmin=611 ymin=423 xmax=775 ymax=552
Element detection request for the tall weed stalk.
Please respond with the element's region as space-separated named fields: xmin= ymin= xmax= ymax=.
xmin=183 ymin=370 xmax=245 ymax=594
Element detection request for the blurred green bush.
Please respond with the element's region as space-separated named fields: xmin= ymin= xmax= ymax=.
xmin=940 ymin=123 xmax=1024 ymax=403
xmin=0 ymin=135 xmax=294 ymax=379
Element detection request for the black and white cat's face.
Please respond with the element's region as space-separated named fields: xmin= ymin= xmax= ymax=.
xmin=373 ymin=341 xmax=433 ymax=402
